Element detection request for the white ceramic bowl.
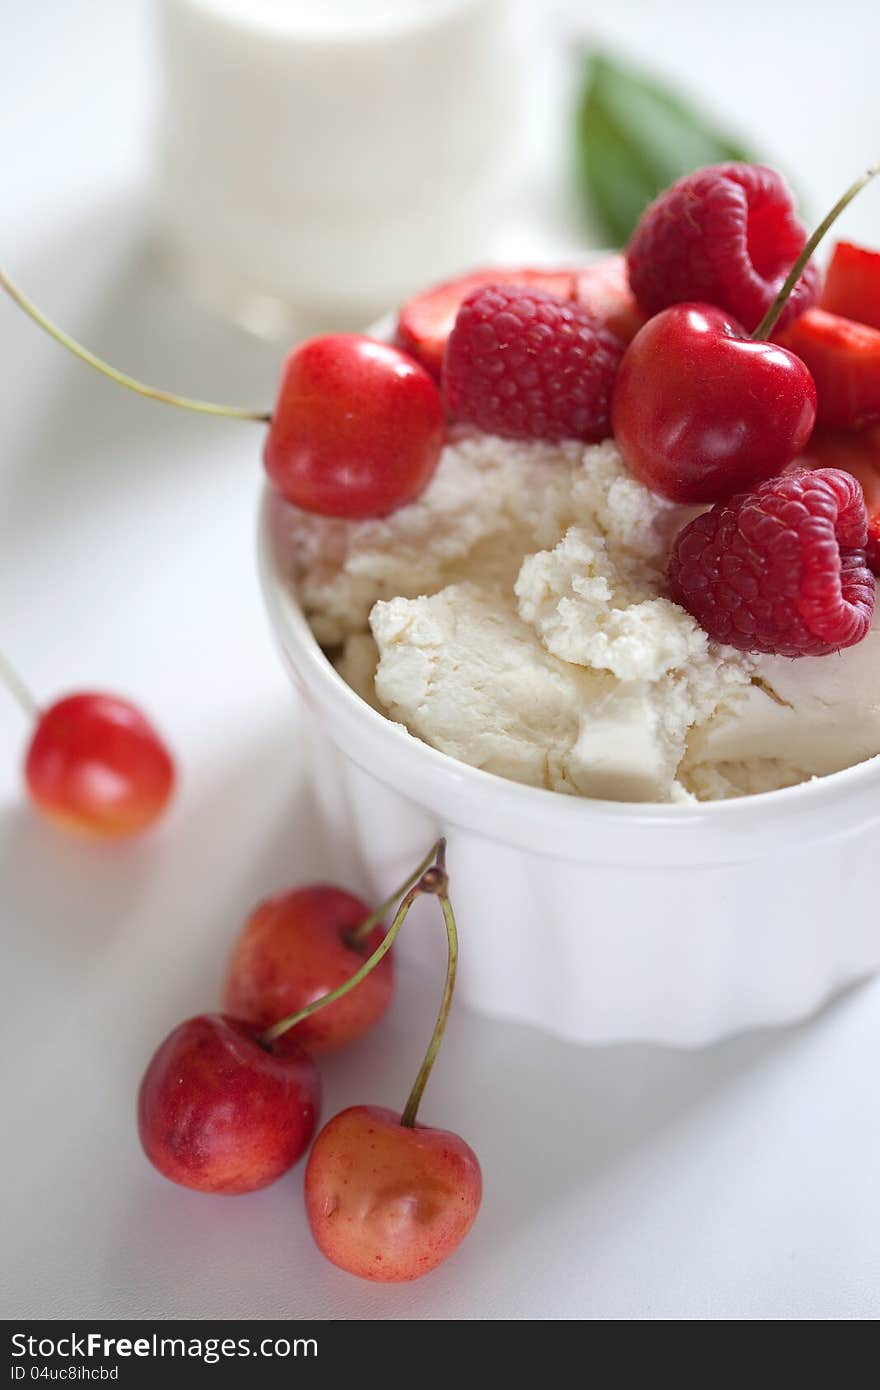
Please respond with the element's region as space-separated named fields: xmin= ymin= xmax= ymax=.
xmin=258 ymin=488 xmax=880 ymax=1048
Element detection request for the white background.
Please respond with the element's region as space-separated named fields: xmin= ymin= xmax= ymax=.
xmin=1 ymin=0 xmax=879 ymax=1320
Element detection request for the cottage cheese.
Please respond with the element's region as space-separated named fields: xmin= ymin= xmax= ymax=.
xmin=280 ymin=430 xmax=880 ymax=802
xmin=284 ymin=431 xmax=605 ymax=645
xmin=680 ymin=605 xmax=880 ymax=797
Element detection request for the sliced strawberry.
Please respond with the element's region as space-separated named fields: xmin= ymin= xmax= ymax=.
xmin=775 ymin=308 xmax=880 ymax=430
xmin=800 ymin=425 xmax=880 ymax=575
xmin=573 ymin=254 xmax=646 ymax=344
xmin=396 ymin=267 xmax=578 ymax=379
xmin=820 ymin=240 xmax=880 ymax=331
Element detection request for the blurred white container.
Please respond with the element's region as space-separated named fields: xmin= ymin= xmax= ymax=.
xmin=154 ymin=0 xmax=523 ymax=335
xmin=259 ymin=489 xmax=880 ymax=1049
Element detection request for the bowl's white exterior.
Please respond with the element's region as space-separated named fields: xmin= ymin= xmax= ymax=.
xmin=259 ymin=491 xmax=880 ymax=1048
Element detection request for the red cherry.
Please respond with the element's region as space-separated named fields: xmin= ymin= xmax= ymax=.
xmin=611 ymin=303 xmax=817 ymax=503
xmin=24 ymin=692 xmax=175 ymax=838
xmin=137 ymin=1014 xmax=320 ymax=1195
xmin=263 ymin=334 xmax=445 ymax=519
xmin=305 ymin=1106 xmax=481 ymax=1282
xmin=223 ymin=886 xmax=394 ymax=1054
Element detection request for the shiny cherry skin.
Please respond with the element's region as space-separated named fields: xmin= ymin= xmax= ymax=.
xmin=611 ymin=302 xmax=817 ymax=503
xmin=24 ymin=693 xmax=175 ymax=838
xmin=137 ymin=1014 xmax=320 ymax=1195
xmin=263 ymin=334 xmax=446 ymax=518
xmin=224 ymin=886 xmax=394 ymax=1054
xmin=305 ymin=1106 xmax=482 ymax=1282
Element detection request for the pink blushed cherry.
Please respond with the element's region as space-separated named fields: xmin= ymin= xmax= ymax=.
xmin=300 ymin=847 xmax=483 ymax=1282
xmin=1 ymin=656 xmax=175 ymax=838
xmin=137 ymin=1014 xmax=320 ymax=1195
xmin=223 ymin=845 xmax=439 ymax=1054
xmin=305 ymin=1106 xmax=481 ymax=1283
xmin=224 ymin=885 xmax=394 ymax=1054
xmin=26 ymin=693 xmax=175 ymax=838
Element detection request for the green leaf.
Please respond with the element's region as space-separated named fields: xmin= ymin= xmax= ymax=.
xmin=575 ymin=52 xmax=755 ymax=246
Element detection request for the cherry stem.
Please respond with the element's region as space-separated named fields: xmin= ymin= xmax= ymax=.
xmin=400 ymin=841 xmax=458 ymax=1129
xmin=260 ymin=886 xmax=420 ymax=1046
xmin=347 ymin=840 xmax=443 ymax=944
xmin=752 ymin=160 xmax=880 ymax=342
xmin=0 ymin=266 xmax=271 ymax=424
xmin=259 ymin=838 xmax=448 ymax=1047
xmin=0 ymin=651 xmax=40 ymax=720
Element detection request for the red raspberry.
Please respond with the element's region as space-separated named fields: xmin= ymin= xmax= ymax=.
xmin=442 ymin=284 xmax=625 ymax=442
xmin=396 ymin=266 xmax=578 ymax=380
xmin=627 ymin=163 xmax=821 ymax=334
xmin=668 ymin=468 xmax=875 ymax=657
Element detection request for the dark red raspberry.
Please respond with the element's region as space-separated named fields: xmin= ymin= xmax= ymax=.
xmin=668 ymin=468 xmax=875 ymax=657
xmin=627 ymin=163 xmax=821 ymax=334
xmin=442 ymin=284 xmax=625 ymax=442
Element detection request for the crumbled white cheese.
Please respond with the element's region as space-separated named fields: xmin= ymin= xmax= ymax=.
xmin=372 ymin=585 xmax=600 ymax=794
xmin=515 ymin=526 xmax=708 ymax=682
xmin=280 ymin=431 xmax=588 ymax=646
xmin=683 ymin=606 xmax=880 ymax=784
xmin=371 ymin=579 xmax=751 ymax=803
xmin=283 ymin=428 xmax=880 ymax=803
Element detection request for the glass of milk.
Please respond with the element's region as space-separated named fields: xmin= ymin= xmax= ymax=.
xmin=153 ymin=0 xmax=524 ymax=336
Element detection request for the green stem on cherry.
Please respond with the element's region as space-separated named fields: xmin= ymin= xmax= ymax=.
xmin=259 ymin=839 xmax=449 ymax=1047
xmin=0 ymin=651 xmax=40 ymax=720
xmin=261 ymin=888 xmax=417 ymax=1045
xmin=397 ymin=861 xmax=455 ymax=1134
xmin=752 ymin=160 xmax=880 ymax=342
xmin=0 ymin=266 xmax=271 ymax=424
xmin=347 ymin=840 xmax=443 ymax=945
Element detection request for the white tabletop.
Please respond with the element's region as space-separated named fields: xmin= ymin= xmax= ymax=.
xmin=2 ymin=0 xmax=879 ymax=1321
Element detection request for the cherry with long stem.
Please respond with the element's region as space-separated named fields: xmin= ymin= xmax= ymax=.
xmin=302 ymin=837 xmax=479 ymax=1283
xmin=0 ymin=266 xmax=270 ymax=423
xmin=0 ymin=262 xmax=446 ymax=520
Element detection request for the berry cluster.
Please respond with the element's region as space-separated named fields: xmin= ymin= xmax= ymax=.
xmin=386 ymin=160 xmax=878 ymax=659
xmin=5 ymin=159 xmax=877 ymax=663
